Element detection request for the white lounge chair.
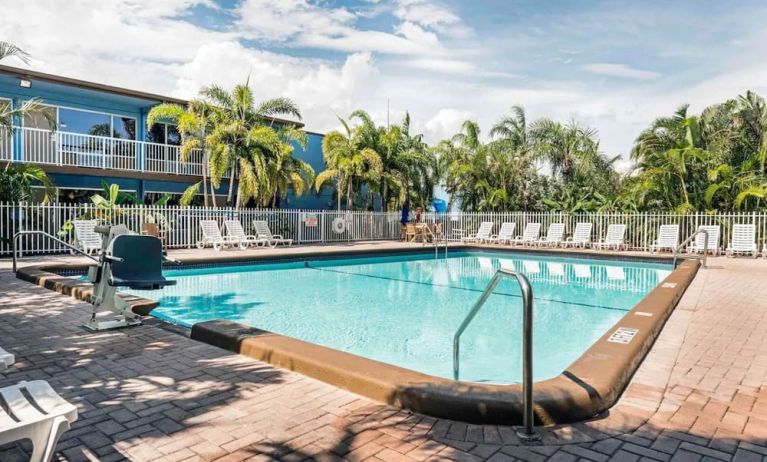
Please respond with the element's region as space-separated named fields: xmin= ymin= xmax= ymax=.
xmin=650 ymin=225 xmax=679 ymax=253
xmin=253 ymin=220 xmax=293 ymax=247
xmin=461 ymin=222 xmax=493 ymax=243
xmin=196 ymin=220 xmax=246 ymax=251
xmin=0 ymin=380 xmax=78 ymax=462
xmin=686 ymin=225 xmax=720 ymax=255
xmin=594 ymin=224 xmax=626 ymax=250
xmin=563 ymin=223 xmax=593 ymax=248
xmin=72 ymin=219 xmax=102 ymax=255
xmin=486 ymin=222 xmax=516 ymax=245
xmin=726 ymin=224 xmax=758 ymax=257
xmin=224 ymin=220 xmax=264 ymax=248
xmin=512 ymin=223 xmax=541 ymax=246
xmin=536 ymin=223 xmax=565 ymax=247
xmin=0 ymin=346 xmax=14 ymax=370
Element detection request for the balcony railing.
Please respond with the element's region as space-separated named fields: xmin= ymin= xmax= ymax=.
xmin=0 ymin=126 xmax=206 ymax=177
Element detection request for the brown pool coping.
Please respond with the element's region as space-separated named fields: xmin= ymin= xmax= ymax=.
xmin=15 ymin=246 xmax=699 ymax=425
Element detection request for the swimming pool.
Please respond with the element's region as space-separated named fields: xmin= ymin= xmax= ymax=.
xmin=129 ymin=251 xmax=672 ymax=385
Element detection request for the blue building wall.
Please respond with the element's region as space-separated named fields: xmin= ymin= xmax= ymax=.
xmin=0 ymin=71 xmax=330 ymax=208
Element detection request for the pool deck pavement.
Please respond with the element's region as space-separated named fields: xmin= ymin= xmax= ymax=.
xmin=1 ymin=242 xmax=766 ymax=461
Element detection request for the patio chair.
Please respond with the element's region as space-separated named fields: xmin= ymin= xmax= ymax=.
xmin=486 ymin=222 xmax=516 ymax=245
xmin=0 ymin=380 xmax=78 ymax=462
xmin=650 ymin=225 xmax=680 ymax=253
xmin=72 ymin=219 xmax=102 ymax=255
xmin=512 ymin=223 xmax=541 ymax=246
xmin=224 ymin=220 xmax=264 ymax=248
xmin=461 ymin=222 xmax=493 ymax=243
xmin=253 ymin=220 xmax=293 ymax=247
xmin=593 ymin=224 xmax=626 ymax=250
xmin=563 ymin=222 xmax=593 ymax=248
xmin=686 ymin=225 xmax=720 ymax=255
xmin=726 ymin=224 xmax=758 ymax=257
xmin=196 ymin=220 xmax=246 ymax=251
xmin=0 ymin=346 xmax=14 ymax=371
xmin=141 ymin=222 xmax=167 ymax=246
xmin=404 ymin=223 xmax=418 ymax=242
xmin=536 ymin=223 xmax=565 ymax=247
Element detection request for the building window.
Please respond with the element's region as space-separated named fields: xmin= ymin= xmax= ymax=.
xmin=23 ymin=104 xmax=56 ymax=130
xmin=147 ymin=123 xmax=180 ymax=145
xmin=59 ymin=108 xmax=111 ymax=136
xmin=112 ymin=116 xmax=137 ymax=140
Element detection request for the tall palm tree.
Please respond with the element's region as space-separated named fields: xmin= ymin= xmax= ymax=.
xmin=148 ymin=100 xmax=220 ymax=206
xmin=529 ymin=118 xmax=600 ymax=183
xmin=199 ymin=81 xmax=303 ymax=208
xmin=315 ymin=115 xmax=382 ymax=210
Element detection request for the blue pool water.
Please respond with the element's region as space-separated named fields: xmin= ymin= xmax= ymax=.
xmin=128 ymin=251 xmax=672 ymax=384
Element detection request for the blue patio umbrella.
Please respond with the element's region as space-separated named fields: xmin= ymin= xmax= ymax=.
xmin=400 ymin=201 xmax=410 ymax=225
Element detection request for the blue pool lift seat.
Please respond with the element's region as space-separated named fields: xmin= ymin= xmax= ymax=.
xmin=108 ymin=235 xmax=176 ymax=290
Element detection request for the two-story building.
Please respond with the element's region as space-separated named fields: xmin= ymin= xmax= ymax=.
xmin=0 ymin=65 xmax=331 ymax=208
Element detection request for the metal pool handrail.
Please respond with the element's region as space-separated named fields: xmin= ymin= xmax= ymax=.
xmin=13 ymin=230 xmax=99 ymax=273
xmin=672 ymin=228 xmax=709 ymax=268
xmin=452 ymin=267 xmax=540 ymax=442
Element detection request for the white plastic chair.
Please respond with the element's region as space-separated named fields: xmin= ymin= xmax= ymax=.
xmin=512 ymin=223 xmax=541 ymax=246
xmin=253 ymin=220 xmax=293 ymax=247
xmin=0 ymin=380 xmax=78 ymax=462
xmin=224 ymin=220 xmax=265 ymax=248
xmin=197 ymin=220 xmax=246 ymax=251
xmin=686 ymin=225 xmax=720 ymax=256
xmin=594 ymin=224 xmax=626 ymax=250
xmin=72 ymin=219 xmax=102 ymax=255
xmin=650 ymin=225 xmax=680 ymax=253
xmin=563 ymin=223 xmax=593 ymax=248
xmin=0 ymin=346 xmax=14 ymax=371
xmin=486 ymin=222 xmax=516 ymax=245
xmin=461 ymin=222 xmax=493 ymax=243
xmin=726 ymin=224 xmax=758 ymax=257
xmin=536 ymin=223 xmax=565 ymax=247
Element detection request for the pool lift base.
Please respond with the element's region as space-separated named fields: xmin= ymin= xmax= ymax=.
xmin=515 ymin=428 xmax=542 ymax=443
xmin=85 ymin=224 xmax=176 ymax=332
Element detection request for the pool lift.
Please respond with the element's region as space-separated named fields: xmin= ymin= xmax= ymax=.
xmin=85 ymin=224 xmax=177 ymax=331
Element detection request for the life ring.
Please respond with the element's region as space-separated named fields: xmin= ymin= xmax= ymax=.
xmin=332 ymin=217 xmax=346 ymax=234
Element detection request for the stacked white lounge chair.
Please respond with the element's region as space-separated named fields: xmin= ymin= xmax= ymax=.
xmin=513 ymin=223 xmax=541 ymax=246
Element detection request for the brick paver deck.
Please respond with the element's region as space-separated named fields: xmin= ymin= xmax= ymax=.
xmin=1 ymin=250 xmax=766 ymax=461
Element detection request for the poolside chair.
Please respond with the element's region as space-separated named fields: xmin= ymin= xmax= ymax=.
xmin=563 ymin=223 xmax=593 ymax=248
xmin=224 ymin=220 xmax=264 ymax=248
xmin=72 ymin=219 xmax=103 ymax=255
xmin=404 ymin=223 xmax=417 ymax=242
xmin=512 ymin=223 xmax=541 ymax=246
xmin=593 ymin=224 xmax=626 ymax=251
xmin=536 ymin=223 xmax=565 ymax=247
xmin=141 ymin=222 xmax=167 ymax=246
xmin=486 ymin=222 xmax=516 ymax=245
xmin=0 ymin=380 xmax=78 ymax=462
xmin=726 ymin=224 xmax=758 ymax=257
xmin=196 ymin=220 xmax=246 ymax=251
xmin=0 ymin=346 xmax=14 ymax=371
xmin=461 ymin=222 xmax=493 ymax=243
xmin=650 ymin=225 xmax=680 ymax=253
xmin=253 ymin=220 xmax=293 ymax=247
xmin=686 ymin=225 xmax=720 ymax=256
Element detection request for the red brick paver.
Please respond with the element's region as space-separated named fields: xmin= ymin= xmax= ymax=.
xmin=1 ymin=254 xmax=766 ymax=461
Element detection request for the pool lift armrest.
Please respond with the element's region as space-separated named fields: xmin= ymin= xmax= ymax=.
xmin=85 ymin=225 xmax=176 ymax=332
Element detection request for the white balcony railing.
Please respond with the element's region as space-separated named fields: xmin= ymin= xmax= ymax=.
xmin=0 ymin=126 xmax=205 ymax=177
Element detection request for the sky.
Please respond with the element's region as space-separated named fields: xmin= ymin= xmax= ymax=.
xmin=3 ymin=0 xmax=767 ymax=171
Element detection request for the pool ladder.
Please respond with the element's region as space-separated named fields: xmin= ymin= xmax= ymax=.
xmin=672 ymin=228 xmax=709 ymax=268
xmin=452 ymin=268 xmax=540 ymax=442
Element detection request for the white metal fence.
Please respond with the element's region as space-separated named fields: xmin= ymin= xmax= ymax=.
xmin=2 ymin=202 xmax=767 ymax=256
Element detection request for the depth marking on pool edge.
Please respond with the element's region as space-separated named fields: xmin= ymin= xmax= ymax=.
xmin=608 ymin=327 xmax=639 ymax=344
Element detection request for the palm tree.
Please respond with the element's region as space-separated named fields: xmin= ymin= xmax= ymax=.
xmin=265 ymin=126 xmax=314 ymax=207
xmin=148 ymin=100 xmax=220 ymax=206
xmin=0 ymin=42 xmax=55 ymax=133
xmin=0 ymin=163 xmax=55 ymax=202
xmin=315 ymin=115 xmax=382 ymax=210
xmin=199 ymin=80 xmax=303 ymax=208
xmin=529 ymin=118 xmax=600 ymax=183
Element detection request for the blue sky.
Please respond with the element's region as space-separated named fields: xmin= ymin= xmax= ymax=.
xmin=4 ymin=0 xmax=767 ymax=169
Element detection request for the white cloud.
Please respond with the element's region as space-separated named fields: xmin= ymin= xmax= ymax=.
xmin=425 ymin=108 xmax=474 ymax=142
xmin=581 ymin=63 xmax=660 ymax=80
xmin=393 ymin=0 xmax=463 ymax=33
